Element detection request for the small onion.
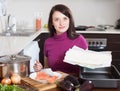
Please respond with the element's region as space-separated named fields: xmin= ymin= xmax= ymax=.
xmin=11 ymin=73 xmax=21 ymax=84
xmin=1 ymin=77 xmax=11 ymax=85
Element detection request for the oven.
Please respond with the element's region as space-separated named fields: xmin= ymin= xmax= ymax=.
xmin=86 ymin=38 xmax=107 ymax=51
xmin=79 ymin=38 xmax=120 ymax=88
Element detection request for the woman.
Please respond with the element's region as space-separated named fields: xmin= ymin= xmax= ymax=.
xmin=34 ymin=4 xmax=88 ymax=77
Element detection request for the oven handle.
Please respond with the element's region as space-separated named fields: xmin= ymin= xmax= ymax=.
xmin=88 ymin=46 xmax=107 ymax=51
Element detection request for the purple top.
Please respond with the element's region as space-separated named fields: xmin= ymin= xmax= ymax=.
xmin=44 ymin=32 xmax=88 ymax=75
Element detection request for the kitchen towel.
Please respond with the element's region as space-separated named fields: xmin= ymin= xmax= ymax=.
xmin=23 ymin=41 xmax=40 ymax=72
xmin=63 ymin=46 xmax=112 ymax=69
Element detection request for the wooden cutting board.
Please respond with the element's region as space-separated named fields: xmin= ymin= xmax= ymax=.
xmin=21 ymin=71 xmax=68 ymax=91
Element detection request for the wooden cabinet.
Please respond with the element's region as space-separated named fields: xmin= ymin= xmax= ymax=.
xmin=107 ymin=34 xmax=120 ymax=70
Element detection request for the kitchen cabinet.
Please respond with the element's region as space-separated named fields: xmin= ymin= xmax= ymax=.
xmin=35 ymin=31 xmax=120 ymax=72
xmin=107 ymin=34 xmax=120 ymax=71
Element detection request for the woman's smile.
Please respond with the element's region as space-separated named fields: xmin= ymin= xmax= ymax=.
xmin=59 ymin=26 xmax=65 ymax=29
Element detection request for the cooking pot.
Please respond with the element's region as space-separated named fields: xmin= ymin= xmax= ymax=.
xmin=0 ymin=55 xmax=31 ymax=78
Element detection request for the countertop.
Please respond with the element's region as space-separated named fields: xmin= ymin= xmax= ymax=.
xmin=0 ymin=29 xmax=42 ymax=56
xmin=76 ymin=29 xmax=120 ymax=34
xmin=41 ymin=28 xmax=120 ymax=34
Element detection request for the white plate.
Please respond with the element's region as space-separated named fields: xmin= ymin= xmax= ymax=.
xmin=29 ymin=68 xmax=62 ymax=83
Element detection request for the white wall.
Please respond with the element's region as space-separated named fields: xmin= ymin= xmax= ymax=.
xmin=6 ymin=0 xmax=120 ymax=29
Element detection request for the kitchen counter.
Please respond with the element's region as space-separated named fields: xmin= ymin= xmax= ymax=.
xmin=76 ymin=29 xmax=120 ymax=34
xmin=41 ymin=28 xmax=120 ymax=34
xmin=0 ymin=29 xmax=43 ymax=56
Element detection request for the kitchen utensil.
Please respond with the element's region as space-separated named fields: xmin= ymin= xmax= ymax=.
xmin=0 ymin=55 xmax=31 ymax=78
xmin=75 ymin=25 xmax=95 ymax=31
xmin=75 ymin=25 xmax=88 ymax=30
xmin=97 ymin=25 xmax=114 ymax=30
xmin=80 ymin=65 xmax=120 ymax=88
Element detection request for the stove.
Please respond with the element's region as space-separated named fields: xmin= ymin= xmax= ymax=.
xmin=86 ymin=38 xmax=107 ymax=51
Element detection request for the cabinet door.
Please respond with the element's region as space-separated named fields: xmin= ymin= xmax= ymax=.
xmin=107 ymin=34 xmax=120 ymax=60
xmin=81 ymin=33 xmax=108 ymax=39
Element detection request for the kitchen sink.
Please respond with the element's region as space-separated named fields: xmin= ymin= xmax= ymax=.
xmin=0 ymin=30 xmax=35 ymax=36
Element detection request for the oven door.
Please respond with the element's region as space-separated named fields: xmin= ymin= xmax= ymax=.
xmin=88 ymin=46 xmax=107 ymax=51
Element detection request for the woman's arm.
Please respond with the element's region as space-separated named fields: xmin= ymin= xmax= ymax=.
xmin=44 ymin=56 xmax=49 ymax=68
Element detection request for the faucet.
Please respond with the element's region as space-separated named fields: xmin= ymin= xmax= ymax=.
xmin=6 ymin=14 xmax=16 ymax=33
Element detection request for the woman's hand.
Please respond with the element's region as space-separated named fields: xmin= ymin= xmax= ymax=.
xmin=33 ymin=60 xmax=43 ymax=72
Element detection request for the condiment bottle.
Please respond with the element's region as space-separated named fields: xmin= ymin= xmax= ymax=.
xmin=35 ymin=12 xmax=42 ymax=31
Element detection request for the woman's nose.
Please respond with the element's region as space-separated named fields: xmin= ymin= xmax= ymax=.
xmin=59 ymin=19 xmax=64 ymax=25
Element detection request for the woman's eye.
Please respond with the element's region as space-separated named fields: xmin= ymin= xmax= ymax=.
xmin=64 ymin=17 xmax=68 ymax=20
xmin=54 ymin=18 xmax=59 ymax=21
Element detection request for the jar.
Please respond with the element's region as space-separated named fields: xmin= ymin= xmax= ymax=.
xmin=35 ymin=12 xmax=42 ymax=31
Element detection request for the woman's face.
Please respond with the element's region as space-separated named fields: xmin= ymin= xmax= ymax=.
xmin=52 ymin=11 xmax=70 ymax=35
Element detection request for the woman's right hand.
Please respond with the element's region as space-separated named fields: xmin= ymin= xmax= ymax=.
xmin=33 ymin=60 xmax=43 ymax=72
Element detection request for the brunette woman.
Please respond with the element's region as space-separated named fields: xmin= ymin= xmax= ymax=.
xmin=34 ymin=4 xmax=88 ymax=77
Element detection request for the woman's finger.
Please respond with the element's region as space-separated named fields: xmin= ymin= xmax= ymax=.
xmin=36 ymin=60 xmax=40 ymax=63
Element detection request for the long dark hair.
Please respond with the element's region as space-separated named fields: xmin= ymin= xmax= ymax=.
xmin=48 ymin=4 xmax=79 ymax=39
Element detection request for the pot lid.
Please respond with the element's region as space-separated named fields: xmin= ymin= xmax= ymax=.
xmin=0 ymin=55 xmax=31 ymax=64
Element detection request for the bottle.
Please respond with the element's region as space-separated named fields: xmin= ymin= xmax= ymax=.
xmin=35 ymin=12 xmax=42 ymax=31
